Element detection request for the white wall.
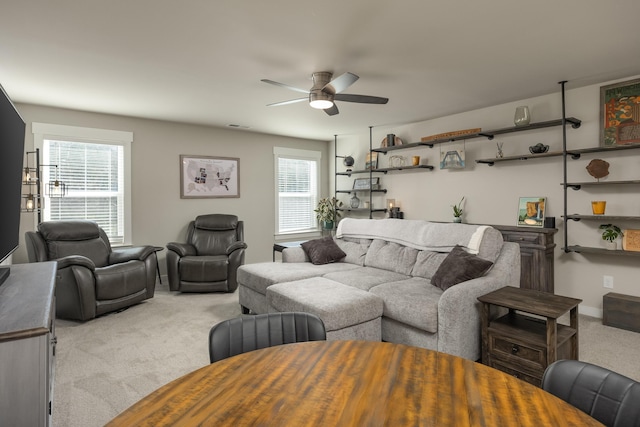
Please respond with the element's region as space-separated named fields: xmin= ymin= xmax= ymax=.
xmin=14 ymin=104 xmax=331 ymax=270
xmin=332 ymin=75 xmax=640 ymax=316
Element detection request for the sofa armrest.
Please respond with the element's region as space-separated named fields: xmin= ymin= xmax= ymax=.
xmin=436 ymin=241 xmax=520 ymax=361
xmin=110 ymin=245 xmax=155 ymax=264
xmin=56 ymin=255 xmax=96 ymax=271
xmin=282 ymin=247 xmax=310 ymax=263
xmin=227 ymin=241 xmax=248 ymax=255
xmin=166 ymin=242 xmax=197 ymax=257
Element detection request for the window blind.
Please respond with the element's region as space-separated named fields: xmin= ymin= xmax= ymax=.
xmin=277 ymin=157 xmax=318 ymax=233
xmin=44 ymin=139 xmax=125 ymax=244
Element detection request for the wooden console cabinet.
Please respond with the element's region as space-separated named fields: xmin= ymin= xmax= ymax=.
xmin=479 ymin=286 xmax=581 ymax=387
xmin=0 ymin=262 xmax=57 ymax=426
xmin=492 ymin=225 xmax=557 ymax=293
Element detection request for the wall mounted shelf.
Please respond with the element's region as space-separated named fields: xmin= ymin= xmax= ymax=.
xmin=564 ymin=214 xmax=640 ymax=221
xmin=563 ymin=245 xmax=640 ymax=257
xmin=373 ymin=117 xmax=581 ymax=154
xmin=564 ymin=180 xmax=640 ymax=190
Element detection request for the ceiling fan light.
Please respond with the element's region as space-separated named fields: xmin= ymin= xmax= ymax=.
xmin=309 ymin=99 xmax=334 ymax=109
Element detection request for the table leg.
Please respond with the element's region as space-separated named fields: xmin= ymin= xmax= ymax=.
xmin=546 ymin=318 xmax=557 ymax=365
xmin=155 ymin=252 xmax=162 ymax=284
xmin=570 ymin=307 xmax=579 ymax=359
xmin=481 ymin=302 xmax=490 ymax=364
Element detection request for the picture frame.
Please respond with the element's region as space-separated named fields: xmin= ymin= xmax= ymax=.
xmin=365 ymin=152 xmax=378 ymax=170
xmin=439 ymin=148 xmax=466 ymax=169
xmin=517 ymin=197 xmax=546 ymax=228
xmin=353 ymin=177 xmax=380 ymax=190
xmin=180 ymin=155 xmax=240 ymax=198
xmin=600 ymin=78 xmax=640 ymax=147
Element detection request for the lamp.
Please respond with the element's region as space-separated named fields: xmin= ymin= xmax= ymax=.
xmin=23 ymin=167 xmax=31 ymax=183
xmin=25 ymin=194 xmax=35 ymax=212
xmin=309 ymin=89 xmax=334 ymax=110
xmin=43 ymin=164 xmax=67 ymax=198
xmin=47 ymin=179 xmax=67 ymax=198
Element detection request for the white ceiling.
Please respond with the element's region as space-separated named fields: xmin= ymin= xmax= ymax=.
xmin=2 ymin=0 xmax=639 ymax=142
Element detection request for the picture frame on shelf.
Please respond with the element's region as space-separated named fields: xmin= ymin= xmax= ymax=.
xmin=365 ymin=152 xmax=378 ymax=170
xmin=517 ymin=197 xmax=546 ymax=228
xmin=600 ymin=78 xmax=640 ymax=147
xmin=180 ymin=155 xmax=240 ymax=199
xmin=353 ymin=177 xmax=380 ymax=190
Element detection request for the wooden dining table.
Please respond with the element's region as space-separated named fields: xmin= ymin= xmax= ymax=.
xmin=106 ymin=340 xmax=603 ymax=426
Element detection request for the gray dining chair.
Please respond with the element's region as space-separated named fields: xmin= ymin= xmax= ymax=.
xmin=208 ymin=312 xmax=326 ymax=363
xmin=542 ymin=359 xmax=640 ymax=427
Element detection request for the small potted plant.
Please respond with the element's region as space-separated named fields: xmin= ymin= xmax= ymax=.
xmin=452 ymin=197 xmax=464 ymax=223
xmin=599 ymin=224 xmax=623 ymax=250
xmin=315 ymin=197 xmax=342 ymax=230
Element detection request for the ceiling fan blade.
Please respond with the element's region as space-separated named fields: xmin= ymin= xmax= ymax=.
xmin=323 ymin=72 xmax=359 ymax=94
xmin=261 ymin=79 xmax=309 ymax=94
xmin=334 ymin=94 xmax=389 ymax=104
xmin=324 ymin=104 xmax=340 ymax=116
xmin=267 ymin=98 xmax=308 ymax=107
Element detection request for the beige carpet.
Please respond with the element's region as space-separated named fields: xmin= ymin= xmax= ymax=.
xmin=53 ymin=284 xmax=640 ymax=427
xmin=52 ymin=284 xmax=241 ymax=427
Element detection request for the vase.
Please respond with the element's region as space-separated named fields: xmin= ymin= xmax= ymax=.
xmin=321 ymin=220 xmax=334 ymax=230
xmin=605 ymin=241 xmax=617 ymax=250
xmin=350 ymin=193 xmax=360 ymax=209
xmin=514 ymin=106 xmax=531 ymax=127
xmin=453 ymin=217 xmax=462 ymax=223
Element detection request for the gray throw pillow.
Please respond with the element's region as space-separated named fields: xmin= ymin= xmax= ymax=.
xmin=301 ymin=237 xmax=347 ymax=265
xmin=431 ymin=245 xmax=493 ymax=291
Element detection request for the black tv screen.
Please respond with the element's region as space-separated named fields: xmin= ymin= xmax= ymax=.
xmin=0 ymin=83 xmax=26 ymax=275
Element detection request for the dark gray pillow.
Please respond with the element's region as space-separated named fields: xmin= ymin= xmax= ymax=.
xmin=431 ymin=245 xmax=493 ymax=291
xmin=301 ymin=237 xmax=347 ymax=265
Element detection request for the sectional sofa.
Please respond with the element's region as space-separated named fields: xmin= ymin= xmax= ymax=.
xmin=237 ymin=218 xmax=520 ymax=360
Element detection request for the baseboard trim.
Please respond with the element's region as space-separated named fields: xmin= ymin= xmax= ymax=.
xmin=579 ymin=305 xmax=602 ymax=319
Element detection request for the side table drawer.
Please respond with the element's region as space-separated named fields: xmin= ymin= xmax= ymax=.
xmin=488 ymin=333 xmax=545 ymax=370
xmin=490 ymin=359 xmax=542 ymax=387
xmin=501 ymin=232 xmax=542 ymax=244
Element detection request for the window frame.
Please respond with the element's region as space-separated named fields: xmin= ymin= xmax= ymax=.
xmin=32 ymin=122 xmax=133 ymax=246
xmin=273 ymin=147 xmax=322 ymax=239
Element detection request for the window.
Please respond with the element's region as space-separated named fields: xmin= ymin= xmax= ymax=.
xmin=274 ymin=147 xmax=321 ymax=235
xmin=33 ymin=123 xmax=133 ymax=245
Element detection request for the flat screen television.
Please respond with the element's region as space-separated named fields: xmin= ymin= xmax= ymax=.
xmin=0 ymin=83 xmax=26 ymax=286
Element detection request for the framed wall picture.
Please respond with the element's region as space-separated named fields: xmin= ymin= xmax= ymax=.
xmin=600 ymin=78 xmax=640 ymax=146
xmin=180 ymin=155 xmax=240 ymax=198
xmin=517 ymin=197 xmax=546 ymax=227
xmin=353 ymin=177 xmax=380 ymax=190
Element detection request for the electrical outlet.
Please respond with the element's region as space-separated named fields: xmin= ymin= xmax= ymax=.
xmin=603 ymin=275 xmax=614 ymax=289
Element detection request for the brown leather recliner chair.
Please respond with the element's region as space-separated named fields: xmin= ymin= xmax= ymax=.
xmin=25 ymin=220 xmax=157 ymax=321
xmin=166 ymin=214 xmax=247 ymax=293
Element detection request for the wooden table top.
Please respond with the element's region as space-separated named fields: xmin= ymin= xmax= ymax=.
xmin=106 ymin=340 xmax=603 ymax=427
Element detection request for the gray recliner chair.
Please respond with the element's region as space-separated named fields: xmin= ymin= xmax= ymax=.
xmin=25 ymin=220 xmax=157 ymax=321
xmin=166 ymin=214 xmax=247 ymax=293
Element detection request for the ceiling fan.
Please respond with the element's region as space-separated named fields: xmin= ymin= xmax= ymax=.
xmin=261 ymin=71 xmax=388 ymax=116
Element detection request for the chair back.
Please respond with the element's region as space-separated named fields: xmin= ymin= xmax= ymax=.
xmin=542 ymin=359 xmax=640 ymax=427
xmin=30 ymin=220 xmax=112 ymax=267
xmin=209 ymin=312 xmax=326 ymax=363
xmin=188 ymin=214 xmax=242 ymax=256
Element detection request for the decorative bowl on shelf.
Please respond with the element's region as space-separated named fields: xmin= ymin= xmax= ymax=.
xmin=529 ymin=143 xmax=549 ymax=154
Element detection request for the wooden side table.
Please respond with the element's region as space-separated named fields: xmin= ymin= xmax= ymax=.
xmin=272 ymin=240 xmax=307 ymax=261
xmin=478 ymin=286 xmax=581 ymax=387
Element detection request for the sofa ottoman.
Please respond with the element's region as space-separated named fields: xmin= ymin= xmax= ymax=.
xmin=266 ymin=277 xmax=384 ymax=341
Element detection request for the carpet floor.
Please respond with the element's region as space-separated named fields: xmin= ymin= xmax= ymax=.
xmin=52 ymin=283 xmax=640 ymax=426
